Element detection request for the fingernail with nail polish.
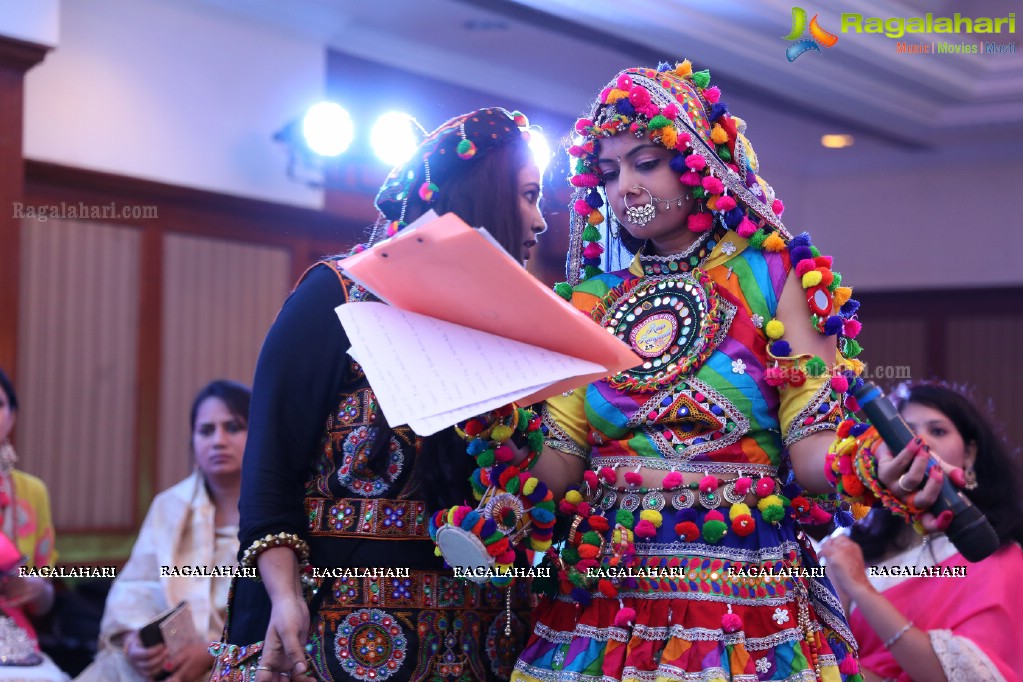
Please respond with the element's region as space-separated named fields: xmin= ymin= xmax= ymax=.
xmin=936 ymin=510 xmax=953 ymax=531
xmin=929 ymin=467 xmax=944 ymax=481
xmin=949 ymin=468 xmax=966 ymax=488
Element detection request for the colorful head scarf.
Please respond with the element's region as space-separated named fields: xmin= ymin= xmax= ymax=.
xmin=566 ymin=60 xmax=792 ymax=285
xmin=373 ymin=107 xmax=531 ymax=241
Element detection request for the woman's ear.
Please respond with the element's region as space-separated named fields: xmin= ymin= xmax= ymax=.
xmin=965 ymin=440 xmax=978 ymax=470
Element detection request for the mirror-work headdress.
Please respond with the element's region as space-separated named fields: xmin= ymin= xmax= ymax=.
xmin=566 ymin=60 xmax=792 ymax=285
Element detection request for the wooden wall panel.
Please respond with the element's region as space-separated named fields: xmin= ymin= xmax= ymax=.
xmin=851 ymin=317 xmax=925 ymax=391
xmin=16 ymin=218 xmax=141 ymax=530
xmin=157 ymin=234 xmax=290 ymax=490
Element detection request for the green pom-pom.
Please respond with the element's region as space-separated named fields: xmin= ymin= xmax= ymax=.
xmin=717 ymin=146 xmax=732 ymax=162
xmin=581 ymin=224 xmax=601 ymax=242
xmin=616 ymin=509 xmax=635 ymax=529
xmin=574 ymin=159 xmax=589 ymax=175
xmin=648 ymin=114 xmax=672 ymax=130
xmin=516 ymin=408 xmax=531 ymax=431
xmin=702 ymin=519 xmax=727 ymax=543
xmin=562 ymin=546 xmax=580 ymax=564
xmin=847 ymin=674 xmax=864 ymax=682
xmin=748 ymin=229 xmax=768 ymax=250
xmin=810 ymin=314 xmax=820 ymax=328
xmin=477 ymin=450 xmax=495 ymax=467
xmin=691 ymin=187 xmax=707 ymax=200
xmin=483 ymin=530 xmax=504 ymax=544
xmin=843 ymin=338 xmax=863 ymax=358
xmin=805 ymin=356 xmax=828 ymax=377
xmin=691 ymin=69 xmax=711 ymax=88
xmin=810 ymin=246 xmax=821 ymax=257
xmin=535 ymin=499 xmax=555 ymax=513
xmin=505 ymin=477 xmax=520 ymax=494
xmin=761 ymin=503 xmax=785 ymax=524
xmin=582 ymin=531 xmax=603 ymax=545
xmin=583 ymin=265 xmax=603 ymax=280
xmin=554 ymin=282 xmax=573 ymax=301
xmin=828 ymin=272 xmax=843 ymax=292
xmin=568 ymin=568 xmax=588 ymax=586
xmin=526 ymin=430 xmax=544 ymax=452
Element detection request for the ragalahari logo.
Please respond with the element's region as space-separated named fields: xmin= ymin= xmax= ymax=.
xmin=784 ymin=7 xmax=839 ymax=61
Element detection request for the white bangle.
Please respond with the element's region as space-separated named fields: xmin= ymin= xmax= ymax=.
xmin=883 ymin=621 xmax=914 ymax=648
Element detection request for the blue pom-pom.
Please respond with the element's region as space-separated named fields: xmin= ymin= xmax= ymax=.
xmin=583 ymin=256 xmax=601 ymax=267
xmin=616 ymin=99 xmax=636 ymax=117
xmin=849 ymin=422 xmax=871 ymax=437
xmin=467 ymin=438 xmax=487 ymax=456
xmin=835 ymin=509 xmax=855 ymax=527
xmin=492 ymin=464 xmax=508 ymax=479
xmin=471 ymin=469 xmax=483 ymax=487
xmin=791 ymin=232 xmax=813 ymax=249
xmin=790 ymin=245 xmax=814 ymax=263
xmin=481 ymin=518 xmax=497 ymax=537
xmin=724 ymin=207 xmax=744 ymax=227
xmin=670 ymin=153 xmax=688 ymax=174
xmin=770 ymin=340 xmax=792 ymax=357
xmin=841 ymin=299 xmax=860 ymax=316
xmin=676 ymin=508 xmax=698 ymax=523
xmin=824 ymin=315 xmax=844 ymax=336
xmin=460 ymin=511 xmax=481 ymax=530
xmin=570 ymin=587 xmax=593 ymax=605
xmin=657 ymin=61 xmax=672 ymax=72
xmin=782 ymin=483 xmax=802 ymax=498
xmin=525 ymin=488 xmax=546 ymax=505
xmin=709 ymin=102 xmax=729 ymax=121
xmin=530 ymin=508 xmax=555 ymax=524
xmin=586 ymin=191 xmax=604 ymax=209
xmin=852 ymin=377 xmax=865 ymax=392
xmin=622 ymin=577 xmax=639 ymax=590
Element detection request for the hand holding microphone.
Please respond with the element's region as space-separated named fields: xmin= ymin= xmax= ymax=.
xmin=852 ymin=381 xmax=999 ymax=562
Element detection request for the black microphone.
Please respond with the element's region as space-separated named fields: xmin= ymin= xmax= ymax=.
xmin=852 ymin=381 xmax=999 ymax=563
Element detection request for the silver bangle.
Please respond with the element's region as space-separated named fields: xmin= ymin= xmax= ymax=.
xmin=883 ymin=621 xmax=914 ymax=648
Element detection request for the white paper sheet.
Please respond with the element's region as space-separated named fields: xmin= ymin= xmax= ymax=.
xmin=337 ymin=301 xmax=604 ymax=435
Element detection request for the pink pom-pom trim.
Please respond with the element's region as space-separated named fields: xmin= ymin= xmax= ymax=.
xmin=675 ymin=132 xmax=691 ymax=149
xmin=662 ymin=472 xmax=683 ymax=489
xmin=688 ymin=212 xmax=713 ymax=233
xmin=721 ymin=612 xmax=743 ymax=633
xmin=634 ymin=520 xmax=657 ymax=538
xmin=765 ymin=367 xmax=786 ymax=387
xmin=737 ymin=216 xmax=758 ymax=238
xmin=734 ymin=477 xmax=753 ymax=495
xmin=702 ymin=176 xmax=724 ymax=195
xmin=494 ymin=445 xmax=514 ymax=463
xmin=584 ymin=470 xmax=599 ymax=487
xmin=583 ymin=243 xmax=605 ymax=259
xmin=680 ymin=170 xmax=703 ymax=187
xmin=795 ymin=260 xmax=817 ymax=277
xmin=575 ymin=118 xmax=594 ymax=134
xmin=704 ymin=86 xmax=721 ymax=104
xmin=705 ymin=510 xmax=725 ymax=523
xmin=576 ymin=502 xmax=592 ymax=517
xmin=628 ymin=85 xmax=651 ymax=107
xmin=685 ymin=154 xmax=707 ymax=171
xmin=772 ymin=199 xmax=785 ymax=216
xmin=624 ymin=471 xmax=643 ymax=487
xmin=574 ymin=199 xmax=591 ymax=215
xmin=844 ymin=319 xmax=862 ymax=338
xmin=715 ymin=196 xmax=737 ymax=212
xmin=451 ymin=506 xmax=470 ymax=526
xmin=839 ymin=657 xmax=860 ymax=674
xmin=616 ymin=74 xmax=633 ymax=90
xmin=614 ymin=607 xmax=636 ymax=627
xmin=600 ymin=467 xmax=617 ymax=484
xmin=662 ymin=103 xmax=679 ymax=119
xmin=831 ymin=375 xmax=850 ymax=393
xmin=755 ymin=478 xmax=776 ymax=496
xmin=699 ymin=475 xmax=718 ymax=494
xmin=571 ymin=174 xmax=600 ymax=188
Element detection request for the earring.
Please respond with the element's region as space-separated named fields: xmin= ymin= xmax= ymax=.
xmin=624 ymin=187 xmax=656 ymax=226
xmin=963 ymin=466 xmax=978 ymax=490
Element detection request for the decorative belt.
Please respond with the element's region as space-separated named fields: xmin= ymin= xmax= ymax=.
xmin=306 ymin=497 xmax=430 ymax=540
xmin=320 ymin=568 xmax=531 ymax=612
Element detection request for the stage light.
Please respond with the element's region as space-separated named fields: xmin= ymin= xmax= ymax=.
xmin=529 ymin=130 xmax=552 ymax=176
xmin=371 ymin=112 xmax=418 ymax=166
xmin=302 ymin=102 xmax=354 ymax=157
xmin=821 ymin=134 xmax=854 ymax=149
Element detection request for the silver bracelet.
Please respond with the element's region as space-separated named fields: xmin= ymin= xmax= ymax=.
xmin=883 ymin=621 xmax=914 ymax=648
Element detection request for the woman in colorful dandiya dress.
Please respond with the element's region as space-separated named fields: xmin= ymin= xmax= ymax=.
xmin=508 ymin=61 xmax=874 ymax=681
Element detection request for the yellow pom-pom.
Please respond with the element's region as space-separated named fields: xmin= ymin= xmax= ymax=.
xmin=655 ymin=126 xmax=677 ymax=149
xmin=833 ymin=286 xmax=853 ymax=308
xmin=675 ymin=60 xmax=693 ymax=77
xmin=530 ymin=539 xmax=552 ymax=552
xmin=765 ymin=319 xmax=785 ymax=340
xmin=435 ymin=546 xmax=442 ymax=556
xmin=757 ymin=494 xmax=783 ymax=513
xmin=565 ymin=490 xmax=584 ymax=505
xmin=801 ymin=270 xmax=823 ymax=288
xmin=605 ymin=88 xmax=629 ymax=104
xmin=851 ymin=503 xmax=872 ymax=520
xmin=848 ymin=358 xmax=866 ymax=376
xmin=711 ymin=124 xmax=728 ymax=145
xmin=588 ymin=209 xmax=604 ymax=226
xmin=523 ymin=478 xmax=538 ymax=496
xmin=639 ymin=509 xmax=663 ymax=527
xmin=491 ymin=425 xmax=513 ymax=442
xmin=729 ymin=503 xmax=751 ymax=520
xmin=763 ymin=233 xmax=787 ymax=252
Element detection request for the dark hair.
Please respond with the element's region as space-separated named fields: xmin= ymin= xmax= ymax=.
xmin=189 ymin=380 xmax=252 ymax=434
xmin=375 ymin=138 xmax=533 ymax=260
xmin=0 ymin=369 xmax=16 ymax=412
xmin=851 ymin=381 xmax=1023 ymax=560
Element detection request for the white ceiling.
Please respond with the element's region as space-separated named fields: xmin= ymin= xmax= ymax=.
xmin=186 ymin=0 xmax=1023 ymax=152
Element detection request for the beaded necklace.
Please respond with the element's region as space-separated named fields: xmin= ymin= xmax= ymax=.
xmin=637 ymin=225 xmax=726 ymax=276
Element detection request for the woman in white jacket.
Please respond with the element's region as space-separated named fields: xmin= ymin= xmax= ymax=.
xmin=76 ymin=380 xmax=250 ymax=682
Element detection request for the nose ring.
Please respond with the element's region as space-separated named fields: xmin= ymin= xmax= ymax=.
xmin=624 ymin=187 xmax=656 ymax=226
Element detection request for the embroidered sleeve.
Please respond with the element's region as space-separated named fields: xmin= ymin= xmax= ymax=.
xmin=929 ymin=629 xmax=1007 ymax=682
xmin=543 ymin=390 xmax=590 ymax=461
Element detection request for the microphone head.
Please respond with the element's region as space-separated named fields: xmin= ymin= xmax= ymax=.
xmin=946 ymin=504 xmax=1001 ymax=563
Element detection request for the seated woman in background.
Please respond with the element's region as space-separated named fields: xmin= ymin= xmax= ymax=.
xmin=76 ymin=380 xmax=250 ymax=682
xmin=821 ymin=381 xmax=1023 ymax=682
xmin=0 ymin=368 xmax=64 ymax=678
